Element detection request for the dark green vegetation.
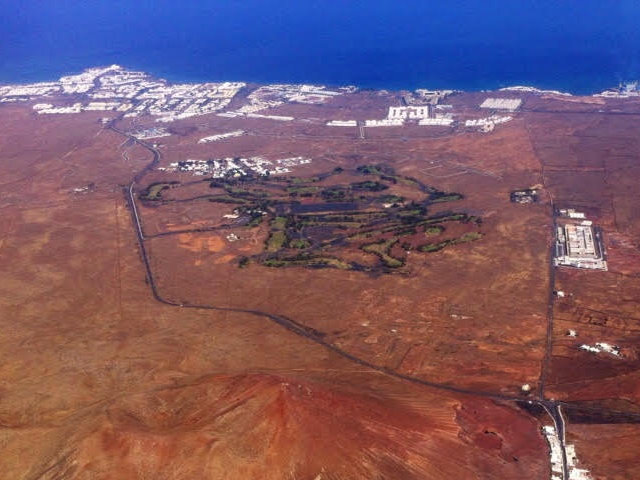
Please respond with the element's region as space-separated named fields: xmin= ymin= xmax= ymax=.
xmin=139 ymin=182 xmax=178 ymax=200
xmin=143 ymin=164 xmax=481 ymax=273
xmin=419 ymin=232 xmax=483 ymax=253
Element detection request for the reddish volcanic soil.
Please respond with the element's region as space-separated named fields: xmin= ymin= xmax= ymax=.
xmin=4 ymin=374 xmax=546 ymax=480
xmin=3 ymin=90 xmax=640 ymax=479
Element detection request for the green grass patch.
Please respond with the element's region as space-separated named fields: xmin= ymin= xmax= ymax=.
xmin=362 ymin=238 xmax=404 ymax=268
xmin=301 ymin=220 xmax=364 ymax=229
xmin=376 ymin=194 xmax=404 ymax=204
xmin=261 ymin=255 xmax=352 ymax=270
xmin=425 ymin=226 xmax=444 ymax=236
xmin=320 ymin=187 xmax=350 ymax=201
xmin=287 ymin=186 xmax=320 ymax=195
xmin=457 ymin=231 xmax=483 ymax=242
xmin=288 ymin=238 xmax=311 ymax=249
xmin=418 ymin=231 xmax=482 ymax=253
xmin=351 ymin=181 xmax=389 ymax=192
xmin=141 ymin=182 xmax=176 ymax=200
xmin=270 ymin=216 xmax=288 ymax=230
xmin=431 ymin=193 xmax=463 ymax=203
xmin=266 ymin=231 xmax=288 ymax=252
xmin=397 ymin=176 xmax=420 ymax=187
xmin=291 ymin=176 xmax=321 ymax=184
xmin=248 ymin=215 xmax=264 ymax=227
xmin=208 ymin=196 xmax=248 ymax=204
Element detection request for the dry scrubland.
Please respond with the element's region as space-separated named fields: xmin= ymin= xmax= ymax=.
xmin=1 ymin=90 xmax=640 ymax=479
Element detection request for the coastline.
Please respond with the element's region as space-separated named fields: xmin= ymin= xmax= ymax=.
xmin=0 ymin=63 xmax=630 ymax=98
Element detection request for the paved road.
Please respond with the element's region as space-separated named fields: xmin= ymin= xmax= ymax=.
xmin=538 ymin=212 xmax=558 ymax=399
xmin=542 ymin=401 xmax=569 ymax=480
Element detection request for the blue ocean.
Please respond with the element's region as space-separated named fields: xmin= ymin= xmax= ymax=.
xmin=1 ymin=0 xmax=639 ymax=94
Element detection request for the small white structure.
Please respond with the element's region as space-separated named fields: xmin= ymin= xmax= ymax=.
xmin=419 ymin=117 xmax=454 ymax=126
xmin=480 ymin=98 xmax=522 ymax=111
xmin=364 ymin=118 xmax=404 ymax=127
xmin=198 ymin=130 xmax=245 ymax=143
xmin=326 ymin=120 xmax=357 ymax=127
xmin=465 ymin=115 xmax=512 ymax=132
xmin=246 ymin=113 xmax=294 ymax=121
xmin=579 ymin=342 xmax=621 ymax=357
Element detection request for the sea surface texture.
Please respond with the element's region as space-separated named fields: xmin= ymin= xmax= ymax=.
xmin=1 ymin=0 xmax=639 ymax=93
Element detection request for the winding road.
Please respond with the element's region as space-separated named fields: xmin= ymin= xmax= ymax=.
xmin=111 ymin=121 xmax=638 ymax=480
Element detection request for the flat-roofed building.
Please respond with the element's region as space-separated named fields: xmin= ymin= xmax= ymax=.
xmin=565 ymin=224 xmax=597 ymax=258
xmin=387 ymin=106 xmax=430 ymax=120
xmin=480 ymin=98 xmax=522 ymax=111
xmin=554 ymin=218 xmax=607 ymax=270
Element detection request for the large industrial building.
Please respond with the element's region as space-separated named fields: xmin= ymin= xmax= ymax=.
xmin=554 ymin=213 xmax=607 ymax=270
xmin=480 ymin=98 xmax=522 ymax=111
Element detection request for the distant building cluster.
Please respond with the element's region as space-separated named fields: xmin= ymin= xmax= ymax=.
xmin=132 ymin=127 xmax=171 ymax=140
xmin=326 ymin=120 xmax=357 ymax=127
xmin=0 ymin=65 xmax=245 ymax=122
xmin=0 ymin=82 xmax=61 ymax=101
xmin=227 ymin=83 xmax=349 ymax=117
xmin=387 ymin=106 xmax=430 ymax=119
xmin=364 ymin=118 xmax=404 ymax=127
xmin=554 ymin=210 xmax=607 ymax=271
xmin=465 ymin=115 xmax=512 ymax=132
xmin=579 ymin=342 xmax=621 ymax=357
xmin=480 ymin=97 xmax=522 ymax=111
xmin=500 ymin=86 xmax=571 ymax=96
xmin=198 ymin=130 xmax=245 ymax=143
xmin=363 ymin=104 xmax=453 ymax=128
xmin=510 ymin=188 xmax=538 ymax=204
xmin=418 ymin=117 xmax=454 ymax=126
xmin=597 ymin=81 xmax=640 ymax=98
xmin=542 ymin=426 xmax=592 ymax=480
xmin=412 ymin=89 xmax=454 ymax=104
xmin=161 ymin=156 xmax=311 ymax=177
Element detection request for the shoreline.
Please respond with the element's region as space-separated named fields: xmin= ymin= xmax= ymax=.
xmin=0 ymin=63 xmax=632 ymax=98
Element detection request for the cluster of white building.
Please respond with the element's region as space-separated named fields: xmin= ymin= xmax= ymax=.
xmin=364 ymin=118 xmax=404 ymax=127
xmin=162 ymin=156 xmax=311 ymax=178
xmin=132 ymin=127 xmax=171 ymax=140
xmin=558 ymin=208 xmax=586 ymax=219
xmin=579 ymin=342 xmax=621 ymax=357
xmin=227 ymin=83 xmax=348 ymax=117
xmin=0 ymin=65 xmax=246 ymax=122
xmin=0 ymin=82 xmax=61 ymax=102
xmin=542 ymin=426 xmax=592 ymax=480
xmin=362 ymin=104 xmax=455 ymax=128
xmin=275 ymin=156 xmax=312 ymax=168
xmin=500 ymin=86 xmax=571 ymax=96
xmin=480 ymin=97 xmax=522 ymax=111
xmin=413 ymin=89 xmax=454 ymax=104
xmin=597 ymin=81 xmax=640 ymax=98
xmin=464 ymin=115 xmax=512 ymax=132
xmin=198 ymin=130 xmax=245 ymax=143
xmin=33 ymin=103 xmax=83 ymax=114
xmin=387 ymin=106 xmax=430 ymax=119
xmin=418 ymin=117 xmax=454 ymax=126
